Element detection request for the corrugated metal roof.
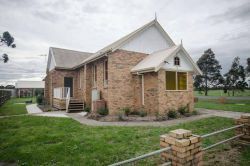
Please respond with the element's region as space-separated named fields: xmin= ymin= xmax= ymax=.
xmin=131 ymin=45 xmax=202 ymax=75
xmin=15 ymin=81 xmax=45 ymax=88
xmin=51 ymin=47 xmax=92 ymax=69
xmin=131 ymin=45 xmax=180 ymax=73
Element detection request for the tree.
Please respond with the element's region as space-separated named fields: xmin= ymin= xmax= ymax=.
xmin=246 ymin=58 xmax=250 ymax=74
xmin=0 ymin=31 xmax=16 ymax=63
xmin=5 ymin=85 xmax=15 ymax=89
xmin=224 ymin=57 xmax=246 ymax=96
xmin=194 ymin=48 xmax=223 ymax=96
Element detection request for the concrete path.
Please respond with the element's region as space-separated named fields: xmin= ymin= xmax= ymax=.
xmin=26 ymin=104 xmax=69 ymax=118
xmin=67 ymin=112 xmax=213 ymax=127
xmin=198 ymin=108 xmax=250 ymax=119
xmin=68 ymin=109 xmax=250 ymax=127
xmin=26 ymin=104 xmax=43 ymax=114
xmin=5 ymin=104 xmax=250 ymax=127
xmin=197 ymin=96 xmax=250 ymax=100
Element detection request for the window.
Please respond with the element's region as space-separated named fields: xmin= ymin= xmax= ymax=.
xmin=92 ymin=64 xmax=97 ymax=87
xmin=166 ymin=71 xmax=187 ymax=90
xmin=103 ymin=60 xmax=108 ymax=86
xmin=79 ymin=70 xmax=82 ymax=89
xmin=174 ymin=57 xmax=180 ymax=66
xmin=165 ymin=71 xmax=176 ymax=90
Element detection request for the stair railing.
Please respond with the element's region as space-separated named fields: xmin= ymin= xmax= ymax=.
xmin=66 ymin=88 xmax=71 ymax=113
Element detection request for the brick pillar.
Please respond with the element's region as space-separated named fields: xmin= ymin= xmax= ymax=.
xmin=235 ymin=114 xmax=250 ymax=145
xmin=160 ymin=129 xmax=203 ymax=166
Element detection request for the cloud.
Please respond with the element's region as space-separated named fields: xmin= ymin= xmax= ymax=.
xmin=209 ymin=1 xmax=250 ymax=24
xmin=0 ymin=0 xmax=249 ymax=85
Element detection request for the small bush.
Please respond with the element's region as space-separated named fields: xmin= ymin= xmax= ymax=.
xmin=139 ymin=110 xmax=147 ymax=117
xmin=84 ymin=106 xmax=90 ymax=112
xmin=192 ymin=110 xmax=198 ymax=115
xmin=121 ymin=107 xmax=130 ymax=116
xmin=167 ymin=110 xmax=177 ymax=119
xmin=36 ymin=95 xmax=43 ymax=105
xmin=118 ymin=111 xmax=124 ymax=121
xmin=138 ymin=107 xmax=147 ymax=117
xmin=178 ymin=106 xmax=188 ymax=115
xmin=129 ymin=110 xmax=140 ymax=116
xmin=97 ymin=107 xmax=109 ymax=116
xmin=155 ymin=112 xmax=167 ymax=121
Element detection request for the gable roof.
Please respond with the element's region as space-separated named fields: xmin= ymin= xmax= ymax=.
xmin=48 ymin=47 xmax=92 ymax=70
xmin=74 ymin=19 xmax=175 ymax=69
xmin=131 ymin=44 xmax=202 ymax=75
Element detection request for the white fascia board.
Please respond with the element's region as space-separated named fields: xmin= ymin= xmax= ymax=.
xmin=180 ymin=45 xmax=202 ymax=75
xmin=155 ymin=46 xmax=181 ymax=72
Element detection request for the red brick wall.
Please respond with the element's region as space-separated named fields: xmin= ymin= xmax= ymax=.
xmin=143 ymin=72 xmax=159 ymax=114
xmin=45 ymin=50 xmax=194 ymax=115
xmin=108 ymin=49 xmax=148 ymax=115
xmin=44 ymin=69 xmax=80 ymax=105
xmin=157 ymin=70 xmax=194 ymax=114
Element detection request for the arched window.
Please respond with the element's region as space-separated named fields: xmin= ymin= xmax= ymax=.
xmin=174 ymin=57 xmax=180 ymax=66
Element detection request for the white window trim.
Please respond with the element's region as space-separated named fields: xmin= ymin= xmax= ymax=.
xmin=79 ymin=70 xmax=82 ymax=89
xmin=103 ymin=60 xmax=108 ymax=87
xmin=92 ymin=64 xmax=97 ymax=88
xmin=165 ymin=70 xmax=188 ymax=91
xmin=174 ymin=56 xmax=180 ymax=66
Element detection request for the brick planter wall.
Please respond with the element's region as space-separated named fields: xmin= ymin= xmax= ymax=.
xmin=235 ymin=114 xmax=250 ymax=145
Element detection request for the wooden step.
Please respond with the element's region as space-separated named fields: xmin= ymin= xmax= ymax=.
xmin=68 ymin=108 xmax=84 ymax=112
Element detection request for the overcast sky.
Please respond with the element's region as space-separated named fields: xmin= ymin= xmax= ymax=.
xmin=0 ymin=0 xmax=249 ymax=85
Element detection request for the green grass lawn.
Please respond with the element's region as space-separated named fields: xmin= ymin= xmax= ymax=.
xmin=195 ymin=99 xmax=250 ymax=113
xmin=0 ymin=116 xmax=249 ymax=165
xmin=0 ymin=97 xmax=35 ymax=116
xmin=194 ymin=89 xmax=250 ymax=97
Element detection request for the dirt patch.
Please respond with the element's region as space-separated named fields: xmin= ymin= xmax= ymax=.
xmin=204 ymin=142 xmax=244 ymax=166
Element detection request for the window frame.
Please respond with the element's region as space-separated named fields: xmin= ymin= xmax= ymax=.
xmin=174 ymin=56 xmax=180 ymax=66
xmin=165 ymin=70 xmax=188 ymax=91
xmin=92 ymin=64 xmax=97 ymax=88
xmin=103 ymin=59 xmax=108 ymax=87
xmin=79 ymin=70 xmax=82 ymax=89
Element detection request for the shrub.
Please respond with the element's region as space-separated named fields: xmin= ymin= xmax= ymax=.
xmin=84 ymin=106 xmax=90 ymax=112
xmin=178 ymin=106 xmax=188 ymax=115
xmin=139 ymin=110 xmax=147 ymax=117
xmin=121 ymin=107 xmax=130 ymax=116
xmin=97 ymin=107 xmax=109 ymax=116
xmin=138 ymin=107 xmax=147 ymax=117
xmin=167 ymin=110 xmax=177 ymax=119
xmin=155 ymin=112 xmax=167 ymax=121
xmin=36 ymin=95 xmax=43 ymax=105
xmin=129 ymin=110 xmax=140 ymax=116
xmin=192 ymin=110 xmax=198 ymax=115
xmin=118 ymin=111 xmax=124 ymax=121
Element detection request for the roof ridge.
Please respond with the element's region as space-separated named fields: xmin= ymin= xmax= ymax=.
xmin=94 ymin=19 xmax=156 ymax=54
xmin=50 ymin=47 xmax=93 ymax=54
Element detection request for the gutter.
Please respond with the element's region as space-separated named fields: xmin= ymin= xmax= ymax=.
xmin=72 ymin=49 xmax=112 ymax=70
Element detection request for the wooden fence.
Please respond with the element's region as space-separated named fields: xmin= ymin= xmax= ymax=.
xmin=0 ymin=90 xmax=11 ymax=106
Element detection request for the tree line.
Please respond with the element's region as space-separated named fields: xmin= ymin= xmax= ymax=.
xmin=194 ymin=49 xmax=250 ymax=96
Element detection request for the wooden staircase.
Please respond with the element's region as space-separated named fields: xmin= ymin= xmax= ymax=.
xmin=67 ymin=99 xmax=84 ymax=112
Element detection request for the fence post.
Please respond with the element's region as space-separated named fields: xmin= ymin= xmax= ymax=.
xmin=160 ymin=129 xmax=203 ymax=166
xmin=235 ymin=114 xmax=250 ymax=145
